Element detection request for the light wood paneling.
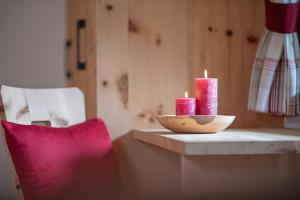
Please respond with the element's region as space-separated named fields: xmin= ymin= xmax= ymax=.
xmin=97 ymin=0 xmax=131 ymax=138
xmin=186 ymin=0 xmax=283 ymax=128
xmin=66 ymin=0 xmax=284 ymax=136
xmin=66 ymin=0 xmax=97 ymax=119
xmin=95 ymin=0 xmax=283 ymax=140
xmin=128 ymin=0 xmax=189 ymax=131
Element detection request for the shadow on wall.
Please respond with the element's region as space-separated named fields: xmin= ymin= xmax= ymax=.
xmin=0 ymin=131 xmax=15 ymax=200
xmin=113 ymin=131 xmax=181 ymax=200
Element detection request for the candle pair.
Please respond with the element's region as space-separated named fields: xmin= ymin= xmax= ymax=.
xmin=176 ymin=69 xmax=218 ymax=116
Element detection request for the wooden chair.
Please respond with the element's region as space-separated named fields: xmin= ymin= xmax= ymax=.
xmin=0 ymin=85 xmax=86 ymax=200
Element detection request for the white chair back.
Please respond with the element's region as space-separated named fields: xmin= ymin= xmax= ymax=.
xmin=0 ymin=85 xmax=86 ymax=200
xmin=1 ymin=85 xmax=86 ymax=126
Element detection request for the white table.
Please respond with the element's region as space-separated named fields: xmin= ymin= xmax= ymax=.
xmin=133 ymin=128 xmax=300 ymax=199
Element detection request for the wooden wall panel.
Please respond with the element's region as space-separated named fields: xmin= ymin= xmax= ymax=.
xmin=187 ymin=0 xmax=266 ymax=128
xmin=97 ymin=0 xmax=131 ymax=139
xmin=66 ymin=0 xmax=97 ymax=119
xmin=65 ymin=0 xmax=284 ymax=137
xmin=96 ymin=0 xmax=282 ymax=140
xmin=128 ymin=0 xmax=188 ymax=130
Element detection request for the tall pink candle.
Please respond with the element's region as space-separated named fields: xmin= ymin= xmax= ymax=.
xmin=195 ymin=70 xmax=218 ymax=115
xmin=176 ymin=91 xmax=196 ymax=116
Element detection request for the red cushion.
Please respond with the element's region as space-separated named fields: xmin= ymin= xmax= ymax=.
xmin=1 ymin=118 xmax=121 ymax=200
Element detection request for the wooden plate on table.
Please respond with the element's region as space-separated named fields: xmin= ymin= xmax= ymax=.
xmin=157 ymin=115 xmax=235 ymax=133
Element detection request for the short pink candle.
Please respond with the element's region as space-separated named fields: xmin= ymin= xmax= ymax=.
xmin=176 ymin=91 xmax=196 ymax=116
xmin=195 ymin=70 xmax=218 ymax=115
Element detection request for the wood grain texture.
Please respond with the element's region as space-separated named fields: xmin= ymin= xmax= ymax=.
xmin=97 ymin=0 xmax=131 ymax=139
xmin=65 ymin=0 xmax=286 ymax=136
xmin=133 ymin=128 xmax=300 ymax=155
xmin=66 ymin=0 xmax=97 ymax=119
xmin=128 ymin=0 xmax=188 ymax=131
xmin=96 ymin=0 xmax=190 ymax=139
xmin=93 ymin=0 xmax=283 ymax=140
xmin=186 ymin=0 xmax=283 ymax=128
xmin=133 ymin=128 xmax=300 ymax=198
xmin=157 ymin=115 xmax=235 ymax=133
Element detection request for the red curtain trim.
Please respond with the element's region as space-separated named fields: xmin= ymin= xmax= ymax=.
xmin=265 ymin=0 xmax=300 ymax=34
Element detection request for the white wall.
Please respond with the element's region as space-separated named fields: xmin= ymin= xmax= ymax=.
xmin=0 ymin=1 xmax=66 ymax=199
xmin=0 ymin=0 xmax=66 ymax=88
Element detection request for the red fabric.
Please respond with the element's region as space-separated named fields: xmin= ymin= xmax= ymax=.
xmin=265 ymin=0 xmax=300 ymax=33
xmin=1 ymin=119 xmax=121 ymax=200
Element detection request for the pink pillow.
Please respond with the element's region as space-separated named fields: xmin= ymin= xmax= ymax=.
xmin=1 ymin=118 xmax=121 ymax=200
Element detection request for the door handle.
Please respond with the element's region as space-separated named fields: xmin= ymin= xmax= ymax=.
xmin=76 ymin=19 xmax=86 ymax=70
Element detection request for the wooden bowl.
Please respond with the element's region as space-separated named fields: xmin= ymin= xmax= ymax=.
xmin=157 ymin=115 xmax=235 ymax=133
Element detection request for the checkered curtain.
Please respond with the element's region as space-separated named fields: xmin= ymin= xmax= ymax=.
xmin=248 ymin=0 xmax=300 ymax=116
